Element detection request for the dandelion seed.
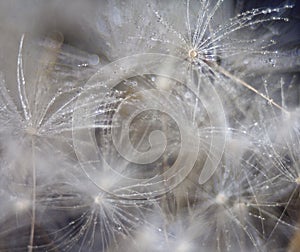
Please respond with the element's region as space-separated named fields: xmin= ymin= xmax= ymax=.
xmin=0 ymin=32 xmax=98 ymax=251
xmin=188 ymin=129 xmax=293 ymax=251
xmin=36 ymin=176 xmax=153 ymax=251
xmin=145 ymin=0 xmax=293 ymax=113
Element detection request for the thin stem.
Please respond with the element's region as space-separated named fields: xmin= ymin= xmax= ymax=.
xmin=209 ymin=62 xmax=289 ymax=114
xmin=28 ymin=138 xmax=36 ymax=252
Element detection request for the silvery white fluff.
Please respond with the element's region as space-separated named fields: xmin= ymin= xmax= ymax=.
xmin=0 ymin=0 xmax=299 ymax=251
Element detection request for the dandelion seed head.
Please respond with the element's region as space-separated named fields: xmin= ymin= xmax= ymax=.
xmin=14 ymin=197 xmax=30 ymax=213
xmin=24 ymin=126 xmax=38 ymax=136
xmin=215 ymin=192 xmax=228 ymax=205
xmin=176 ymin=240 xmax=194 ymax=252
xmin=94 ymin=194 xmax=104 ymax=205
xmin=188 ymin=48 xmax=198 ymax=60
